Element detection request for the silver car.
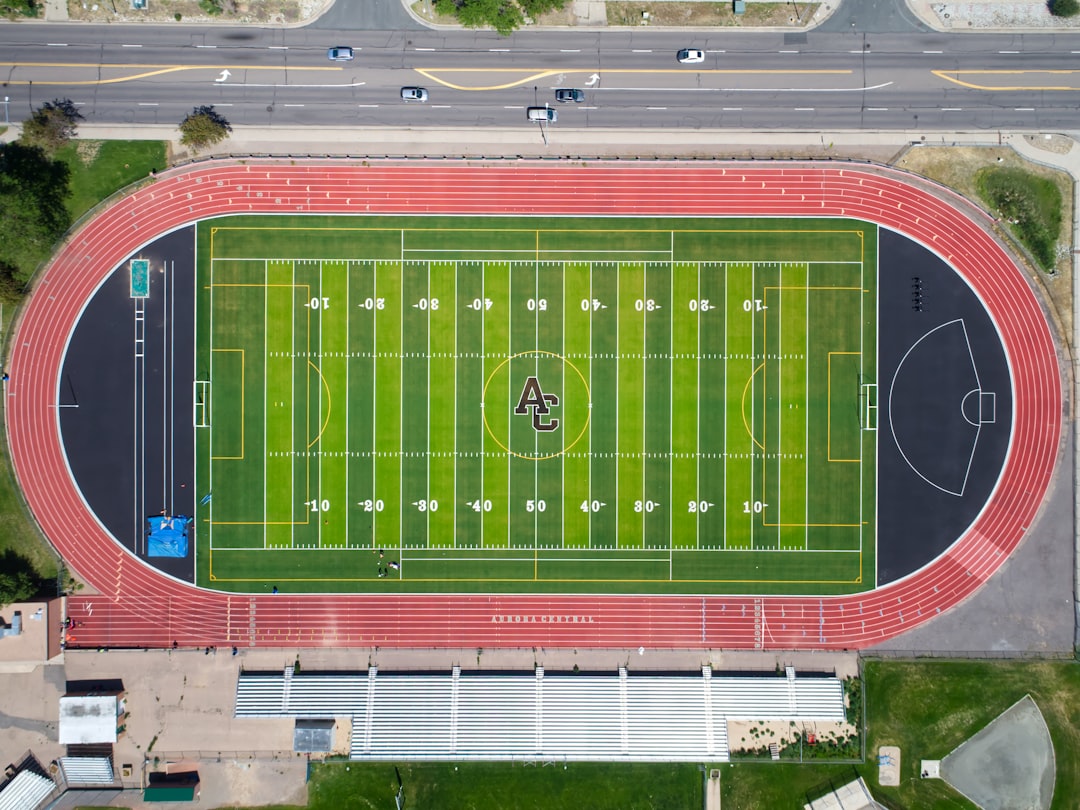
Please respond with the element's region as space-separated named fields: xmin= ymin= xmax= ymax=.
xmin=400 ymin=87 xmax=429 ymax=102
xmin=327 ymin=46 xmax=354 ymax=61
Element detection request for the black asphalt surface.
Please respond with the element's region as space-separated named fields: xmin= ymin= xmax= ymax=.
xmin=875 ymin=227 xmax=1011 ymax=585
xmin=59 ymin=227 xmax=197 ymax=583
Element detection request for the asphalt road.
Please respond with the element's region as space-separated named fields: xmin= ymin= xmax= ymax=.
xmin=2 ymin=24 xmax=1080 ymax=130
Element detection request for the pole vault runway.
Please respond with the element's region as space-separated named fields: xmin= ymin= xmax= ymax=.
xmin=6 ymin=161 xmax=1061 ymax=650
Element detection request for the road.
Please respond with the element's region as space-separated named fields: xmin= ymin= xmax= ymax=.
xmin=1 ymin=25 xmax=1079 ymax=131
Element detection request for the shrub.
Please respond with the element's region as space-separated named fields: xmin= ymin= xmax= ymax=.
xmin=178 ymin=105 xmax=232 ymax=152
xmin=1049 ymin=0 xmax=1079 ymax=17
xmin=977 ymin=167 xmax=1062 ymax=271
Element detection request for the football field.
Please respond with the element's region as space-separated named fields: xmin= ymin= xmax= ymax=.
xmin=194 ymin=215 xmax=877 ymax=595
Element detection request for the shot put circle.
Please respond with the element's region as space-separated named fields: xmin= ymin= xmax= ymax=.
xmin=482 ymin=350 xmax=591 ymax=460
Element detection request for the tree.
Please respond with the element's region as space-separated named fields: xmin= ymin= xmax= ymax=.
xmin=1049 ymin=0 xmax=1079 ymax=16
xmin=19 ymin=98 xmax=83 ymax=155
xmin=434 ymin=0 xmax=524 ymax=35
xmin=178 ymin=105 xmax=232 ymax=152
xmin=518 ymin=0 xmax=567 ymax=18
xmin=0 ymin=552 xmax=43 ymax=605
xmin=0 ymin=142 xmax=72 ymax=286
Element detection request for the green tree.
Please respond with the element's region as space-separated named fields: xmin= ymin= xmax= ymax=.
xmin=0 ymin=142 xmax=72 ymax=286
xmin=1050 ymin=0 xmax=1079 ymax=15
xmin=0 ymin=552 xmax=43 ymax=604
xmin=178 ymin=105 xmax=232 ymax=152
xmin=518 ymin=0 xmax=567 ymax=17
xmin=0 ymin=0 xmax=38 ymax=18
xmin=19 ymin=98 xmax=84 ymax=155
xmin=434 ymin=0 xmax=524 ymax=34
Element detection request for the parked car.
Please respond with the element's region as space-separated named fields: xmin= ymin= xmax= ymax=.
xmin=677 ymin=48 xmax=705 ymax=64
xmin=401 ymin=87 xmax=429 ymax=102
xmin=555 ymin=88 xmax=585 ymax=103
xmin=327 ymin=47 xmax=354 ymax=62
xmin=526 ymin=106 xmax=557 ymax=122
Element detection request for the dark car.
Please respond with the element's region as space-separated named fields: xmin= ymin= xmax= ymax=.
xmin=555 ymin=88 xmax=585 ymax=103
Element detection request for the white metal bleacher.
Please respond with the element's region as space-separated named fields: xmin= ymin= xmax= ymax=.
xmin=235 ymin=665 xmax=846 ymax=762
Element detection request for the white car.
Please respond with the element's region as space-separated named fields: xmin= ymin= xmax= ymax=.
xmin=677 ymin=48 xmax=705 ymax=64
xmin=400 ymin=87 xmax=429 ymax=102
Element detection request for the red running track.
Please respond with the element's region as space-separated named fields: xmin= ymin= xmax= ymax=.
xmin=7 ymin=161 xmax=1061 ymax=650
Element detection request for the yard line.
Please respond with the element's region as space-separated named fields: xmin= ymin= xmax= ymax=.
xmin=805 ymin=262 xmax=811 ymax=550
xmin=453 ymin=259 xmax=458 ymax=549
xmin=400 ymin=233 xmax=405 ymax=553
xmin=371 ymin=262 xmax=377 ymax=550
xmin=535 ymin=241 xmax=539 ymax=549
xmin=643 ymin=261 xmax=648 ymax=550
xmin=561 ymin=255 xmax=566 ymax=554
xmin=696 ymin=261 xmax=701 ymax=549
xmin=777 ymin=261 xmax=782 ymax=549
xmin=265 ymin=258 xmax=271 ymax=549
xmin=318 ymin=259 xmax=324 ymax=549
xmin=615 ymin=259 xmax=620 ymax=549
xmin=507 ymin=258 xmax=512 ymax=549
xmin=750 ymin=261 xmax=756 ymax=549
xmin=588 ymin=261 xmax=594 ymax=550
xmin=427 ymin=257 xmax=432 ymax=547
xmin=721 ymin=263 xmax=730 ymax=557
xmin=480 ymin=263 xmax=485 ymax=548
xmin=345 ymin=260 xmax=351 ymax=549
xmin=668 ymin=246 xmax=674 ymax=580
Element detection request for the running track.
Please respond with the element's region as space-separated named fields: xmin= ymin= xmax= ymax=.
xmin=7 ymin=162 xmax=1061 ymax=650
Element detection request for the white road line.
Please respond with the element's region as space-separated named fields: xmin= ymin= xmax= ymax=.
xmin=941 ymin=107 xmax=963 ymax=111
xmin=282 ymin=104 xmax=305 ymax=108
xmin=47 ymin=42 xmax=68 ymax=46
xmin=196 ymin=44 xmax=217 ymax=48
xmin=122 ymin=44 xmax=143 ymax=48
xmin=414 ymin=47 xmax=435 ymax=51
xmin=646 ymin=107 xmax=668 ymax=110
xmin=867 ymin=107 xmax=889 ymax=111
xmin=923 ymin=50 xmax=943 ymax=54
xmin=1015 ymin=107 xmax=1035 ymax=111
xmin=138 ymin=103 xmax=159 ymax=106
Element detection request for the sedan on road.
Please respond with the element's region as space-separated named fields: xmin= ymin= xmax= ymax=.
xmin=555 ymin=88 xmax=585 ymax=103
xmin=677 ymin=48 xmax=705 ymax=64
xmin=327 ymin=46 xmax=354 ymax=61
xmin=400 ymin=87 xmax=429 ymax=102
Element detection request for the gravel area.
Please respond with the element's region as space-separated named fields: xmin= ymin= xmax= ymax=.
xmin=931 ymin=1 xmax=1080 ymax=29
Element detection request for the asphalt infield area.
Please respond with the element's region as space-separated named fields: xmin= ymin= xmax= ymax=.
xmin=57 ymin=219 xmax=1011 ymax=593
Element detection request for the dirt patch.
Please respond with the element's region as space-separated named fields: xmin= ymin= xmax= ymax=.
xmin=726 ymin=718 xmax=855 ymax=753
xmin=607 ymin=0 xmax=820 ymax=27
xmin=66 ymin=0 xmax=323 ymax=25
xmin=893 ymin=144 xmax=1074 ymax=347
xmin=75 ymin=140 xmax=103 ymax=166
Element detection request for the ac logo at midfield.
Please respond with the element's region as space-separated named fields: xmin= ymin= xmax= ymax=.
xmin=514 ymin=376 xmax=559 ymax=432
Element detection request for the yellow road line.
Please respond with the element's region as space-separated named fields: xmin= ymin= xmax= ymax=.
xmin=0 ymin=62 xmax=341 ymax=86
xmin=415 ymin=67 xmax=852 ymax=91
xmin=933 ymin=68 xmax=1080 ymax=91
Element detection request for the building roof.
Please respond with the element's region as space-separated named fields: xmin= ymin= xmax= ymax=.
xmin=58 ymin=695 xmax=118 ymax=745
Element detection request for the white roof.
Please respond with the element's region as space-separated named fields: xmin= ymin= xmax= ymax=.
xmin=0 ymin=770 xmax=55 ymax=810
xmin=236 ymin=666 xmax=846 ymax=763
xmin=59 ymin=695 xmax=118 ymax=744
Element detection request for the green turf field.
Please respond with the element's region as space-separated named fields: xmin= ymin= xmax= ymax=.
xmin=194 ymin=215 xmax=877 ymax=595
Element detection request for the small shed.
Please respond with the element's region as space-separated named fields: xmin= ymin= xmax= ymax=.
xmin=144 ymin=771 xmax=200 ymax=802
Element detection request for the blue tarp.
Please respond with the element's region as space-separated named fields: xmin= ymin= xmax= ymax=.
xmin=147 ymin=515 xmax=190 ymax=557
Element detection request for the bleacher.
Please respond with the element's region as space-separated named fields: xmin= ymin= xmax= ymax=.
xmin=235 ymin=664 xmax=846 ymax=762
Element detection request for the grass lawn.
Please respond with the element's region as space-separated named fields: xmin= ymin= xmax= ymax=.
xmin=306 ymin=761 xmax=702 ymax=810
xmin=0 ymin=138 xmax=168 ymax=587
xmin=54 ymin=139 xmax=167 ymax=221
